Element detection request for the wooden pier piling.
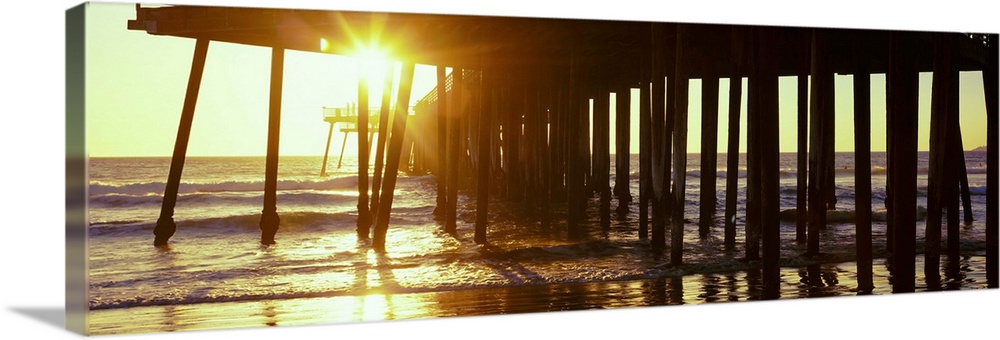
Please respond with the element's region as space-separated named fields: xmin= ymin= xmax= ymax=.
xmin=751 ymin=28 xmax=781 ymax=300
xmin=745 ymin=50 xmax=761 ymax=261
xmin=926 ymin=34 xmax=956 ymax=279
xmin=955 ymin=133 xmax=974 ymax=226
xmin=259 ymin=47 xmax=285 ymax=246
xmin=724 ymin=28 xmax=745 ymax=251
xmin=596 ymin=89 xmax=612 ymax=229
xmin=699 ymin=77 xmax=720 ymax=238
xmin=578 ymin=72 xmax=592 ymax=212
xmin=368 ymin=63 xmax=395 ymax=226
xmin=320 ymin=121 xmax=334 ymax=177
xmin=507 ymin=70 xmax=523 ymax=202
xmin=372 ymin=62 xmax=416 ymax=252
xmin=807 ymin=29 xmax=834 ymax=256
xmin=435 ymin=66 xmax=448 ymax=217
xmin=524 ymin=75 xmax=542 ymax=218
xmin=853 ymin=39 xmax=874 ymax=293
xmin=796 ymin=48 xmax=809 ymax=244
xmin=723 ymin=75 xmax=742 ymax=250
xmin=475 ymin=70 xmax=491 ymax=244
xmin=356 ymin=69 xmax=371 ymax=237
xmin=946 ymin=161 xmax=961 ymax=259
xmin=567 ymin=57 xmax=585 ymax=240
xmin=445 ymin=69 xmax=463 ymax=235
xmin=663 ymin=29 xmax=677 ymax=219
xmin=671 ymin=25 xmax=689 ymax=266
xmin=154 ymin=39 xmax=209 ymax=247
xmin=538 ymin=70 xmax=554 ymax=228
xmin=615 ymin=86 xmax=632 ymax=215
xmin=542 ymin=73 xmax=554 ymax=226
xmin=887 ymin=33 xmax=920 ymax=293
xmin=639 ymin=81 xmax=652 ymax=240
xmin=547 ymin=71 xmax=563 ymax=206
xmin=650 ymin=23 xmax=668 ymax=249
xmin=336 ymin=126 xmax=348 ymax=169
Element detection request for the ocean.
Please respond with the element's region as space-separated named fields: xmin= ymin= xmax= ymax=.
xmin=86 ymin=152 xmax=991 ymax=334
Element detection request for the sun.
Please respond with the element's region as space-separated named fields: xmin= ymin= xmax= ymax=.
xmin=354 ymin=44 xmax=392 ymax=87
xmin=318 ymin=38 xmax=393 ymax=85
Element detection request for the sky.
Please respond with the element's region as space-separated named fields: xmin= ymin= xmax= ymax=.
xmin=86 ymin=3 xmax=441 ymax=157
xmin=86 ymin=2 xmax=991 ymax=157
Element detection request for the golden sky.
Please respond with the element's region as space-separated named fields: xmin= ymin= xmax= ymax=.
xmin=85 ymin=2 xmax=991 ymax=157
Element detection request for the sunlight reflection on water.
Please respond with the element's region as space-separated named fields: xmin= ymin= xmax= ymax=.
xmin=88 ymin=253 xmax=989 ymax=335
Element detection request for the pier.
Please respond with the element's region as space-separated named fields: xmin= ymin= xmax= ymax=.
xmin=128 ymin=4 xmax=998 ymax=294
xmin=318 ymin=105 xmax=417 ymax=176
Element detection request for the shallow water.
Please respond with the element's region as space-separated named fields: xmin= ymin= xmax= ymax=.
xmin=88 ymin=253 xmax=990 ymax=335
xmin=86 ymin=153 xmax=993 ymax=334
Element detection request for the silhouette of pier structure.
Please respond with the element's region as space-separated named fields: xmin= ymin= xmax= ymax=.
xmin=318 ymin=104 xmax=416 ymax=176
xmin=128 ymin=4 xmax=998 ymax=295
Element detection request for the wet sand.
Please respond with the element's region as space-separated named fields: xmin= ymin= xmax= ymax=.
xmin=88 ymin=254 xmax=990 ymax=335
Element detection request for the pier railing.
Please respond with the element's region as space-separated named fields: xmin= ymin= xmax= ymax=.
xmin=415 ymin=68 xmax=480 ymax=109
xmin=322 ymin=105 xmax=415 ymax=126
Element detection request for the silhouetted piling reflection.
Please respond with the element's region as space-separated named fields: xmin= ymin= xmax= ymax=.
xmin=88 ymin=252 xmax=992 ymax=335
xmin=698 ymin=274 xmax=723 ymax=303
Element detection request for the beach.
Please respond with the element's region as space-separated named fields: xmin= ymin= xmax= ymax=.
xmin=86 ymin=152 xmax=992 ymax=335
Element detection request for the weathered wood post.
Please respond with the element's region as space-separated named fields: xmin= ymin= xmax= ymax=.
xmin=615 ymin=86 xmax=632 ymax=216
xmin=853 ymin=35 xmax=874 ymax=293
xmin=539 ymin=69 xmax=554 ymax=228
xmin=887 ymin=32 xmax=920 ymax=293
xmin=578 ymin=72 xmax=592 ymax=214
xmin=356 ymin=66 xmax=371 ymax=238
xmin=475 ymin=70 xmax=491 ymax=244
xmin=985 ymin=35 xmax=998 ymax=288
xmin=596 ymin=89 xmax=612 ymax=230
xmin=663 ymin=26 xmax=677 ymax=219
xmin=320 ymin=121 xmax=334 ymax=177
xmin=524 ymin=74 xmax=540 ymax=218
xmin=807 ymin=29 xmax=834 ymax=256
xmin=724 ymin=27 xmax=745 ymax=250
xmin=723 ymin=76 xmax=742 ymax=250
xmin=567 ymin=58 xmax=585 ymax=239
xmin=507 ymin=70 xmax=523 ymax=202
xmin=796 ymin=38 xmax=810 ymax=243
xmin=699 ymin=77 xmax=720 ymax=238
xmin=650 ymin=23 xmax=668 ymax=249
xmin=497 ymin=74 xmax=510 ymax=196
xmin=445 ymin=69 xmax=463 ymax=235
xmin=154 ymin=38 xmax=209 ymax=247
xmin=496 ymin=70 xmax=511 ymax=199
xmin=434 ymin=66 xmax=449 ymax=217
xmin=925 ymin=34 xmax=957 ymax=280
xmin=947 ymin=109 xmax=966 ymax=256
xmin=955 ymin=135 xmax=974 ymax=226
xmin=547 ymin=70 xmax=561 ymax=204
xmin=336 ymin=128 xmax=349 ymax=169
xmin=259 ymin=47 xmax=285 ymax=245
xmin=639 ymin=81 xmax=652 ymax=239
xmin=671 ymin=24 xmax=690 ymax=266
xmin=369 ymin=63 xmax=395 ymax=225
xmin=945 ymin=158 xmax=961 ymax=260
xmin=372 ymin=62 xmax=416 ymax=252
xmin=752 ymin=27 xmax=781 ymax=300
xmin=745 ymin=42 xmax=761 ymax=261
